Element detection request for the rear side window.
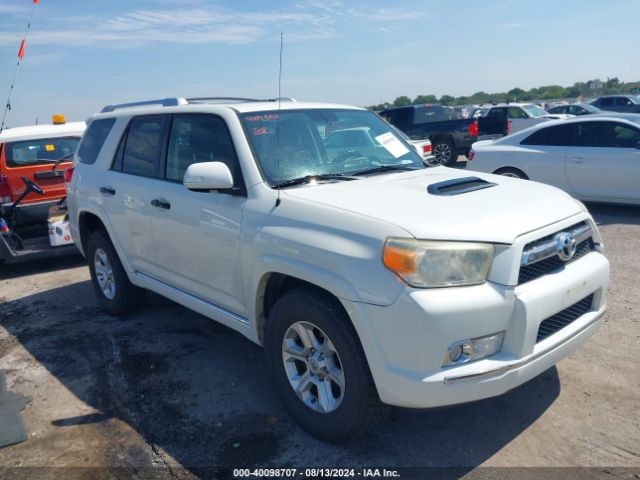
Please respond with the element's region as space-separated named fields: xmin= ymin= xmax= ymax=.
xmin=122 ymin=116 xmax=165 ymax=177
xmin=5 ymin=136 xmax=81 ymax=167
xmin=599 ymin=98 xmax=613 ymax=106
xmin=166 ymin=115 xmax=240 ymax=183
xmin=77 ymin=118 xmax=115 ymax=165
xmin=521 ymin=124 xmax=574 ymax=146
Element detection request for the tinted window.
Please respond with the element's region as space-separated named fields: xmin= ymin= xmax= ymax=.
xmin=6 ymin=136 xmax=81 ymax=167
xmin=487 ymin=108 xmax=507 ymax=118
xmin=615 ymin=97 xmax=632 ymax=106
xmin=521 ymin=124 xmax=574 ymax=146
xmin=549 ymin=106 xmax=567 ymax=114
xmin=77 ymin=118 xmax=115 ymax=165
xmin=599 ymin=98 xmax=613 ymax=106
xmin=575 ymin=121 xmax=640 ymax=148
xmin=507 ymin=107 xmax=528 ymax=119
xmin=166 ymin=115 xmax=240 ymax=183
xmin=122 ymin=116 xmax=165 ymax=177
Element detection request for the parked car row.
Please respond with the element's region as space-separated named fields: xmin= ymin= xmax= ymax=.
xmin=467 ymin=113 xmax=640 ymax=205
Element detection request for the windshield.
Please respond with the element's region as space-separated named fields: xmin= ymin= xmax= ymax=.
xmin=522 ymin=104 xmax=549 ymax=117
xmin=239 ymin=109 xmax=424 ymax=185
xmin=632 ymin=96 xmax=640 ymax=105
xmin=4 ymin=136 xmax=80 ymax=168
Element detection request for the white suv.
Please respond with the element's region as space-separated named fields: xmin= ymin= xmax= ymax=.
xmin=68 ymin=97 xmax=609 ymax=442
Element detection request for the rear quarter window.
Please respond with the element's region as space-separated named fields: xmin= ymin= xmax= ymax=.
xmin=77 ymin=118 xmax=116 ymax=165
xmin=4 ymin=136 xmax=81 ymax=168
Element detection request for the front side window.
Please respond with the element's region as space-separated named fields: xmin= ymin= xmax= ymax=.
xmin=507 ymin=107 xmax=528 ymax=119
xmin=576 ymin=121 xmax=640 ymax=148
xmin=166 ymin=115 xmax=240 ymax=182
xmin=6 ymin=136 xmax=81 ymax=167
xmin=521 ymin=124 xmax=574 ymax=146
xmin=239 ymin=109 xmax=424 ymax=185
xmin=122 ymin=116 xmax=165 ymax=177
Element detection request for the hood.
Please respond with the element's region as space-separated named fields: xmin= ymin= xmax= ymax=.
xmin=283 ymin=168 xmax=583 ymax=244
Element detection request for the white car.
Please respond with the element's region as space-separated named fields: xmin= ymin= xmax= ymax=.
xmin=468 ymin=113 xmax=640 ymax=205
xmin=68 ymin=97 xmax=609 ymax=442
xmin=479 ymin=103 xmax=573 ymax=133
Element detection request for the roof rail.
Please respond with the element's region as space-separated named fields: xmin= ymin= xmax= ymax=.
xmin=101 ymin=98 xmax=187 ymax=113
xmin=101 ymin=96 xmax=298 ymax=113
xmin=186 ymin=97 xmax=297 ymax=104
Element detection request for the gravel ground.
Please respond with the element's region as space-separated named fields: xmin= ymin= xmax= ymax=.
xmin=0 ymin=202 xmax=638 ymax=480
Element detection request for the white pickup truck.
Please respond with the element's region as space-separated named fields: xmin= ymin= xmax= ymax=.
xmin=68 ymin=97 xmax=609 ymax=442
xmin=478 ymin=103 xmax=573 ymax=133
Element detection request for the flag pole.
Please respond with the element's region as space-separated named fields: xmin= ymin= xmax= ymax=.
xmin=1 ymin=0 xmax=39 ymax=134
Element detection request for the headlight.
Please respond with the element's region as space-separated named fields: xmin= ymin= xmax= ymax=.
xmin=383 ymin=238 xmax=494 ymax=288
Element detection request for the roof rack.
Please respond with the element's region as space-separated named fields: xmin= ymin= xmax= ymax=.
xmin=101 ymin=96 xmax=297 ymax=113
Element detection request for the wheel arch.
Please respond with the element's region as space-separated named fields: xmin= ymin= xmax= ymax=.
xmin=252 ymin=260 xmax=362 ymax=344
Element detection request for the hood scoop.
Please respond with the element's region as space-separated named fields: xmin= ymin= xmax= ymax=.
xmin=427 ymin=176 xmax=497 ymax=196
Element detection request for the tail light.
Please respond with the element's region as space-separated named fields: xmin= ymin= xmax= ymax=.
xmin=422 ymin=144 xmax=432 ymax=154
xmin=468 ymin=120 xmax=479 ymax=137
xmin=63 ymin=166 xmax=74 ymax=184
xmin=506 ymin=120 xmax=511 ymax=135
xmin=468 ymin=151 xmax=475 ymax=161
xmin=0 ymin=174 xmax=12 ymax=204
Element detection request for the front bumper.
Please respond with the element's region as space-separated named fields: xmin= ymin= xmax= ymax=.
xmin=343 ymin=250 xmax=609 ymax=408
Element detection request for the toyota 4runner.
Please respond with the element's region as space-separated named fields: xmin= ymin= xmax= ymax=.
xmin=67 ymin=97 xmax=609 ymax=442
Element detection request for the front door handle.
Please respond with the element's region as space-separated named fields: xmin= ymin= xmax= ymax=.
xmin=569 ymin=157 xmax=584 ymax=164
xmin=151 ymin=198 xmax=171 ymax=210
xmin=99 ymin=186 xmax=116 ymax=195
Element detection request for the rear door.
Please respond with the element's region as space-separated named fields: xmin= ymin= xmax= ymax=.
xmin=100 ymin=115 xmax=166 ymax=272
xmin=1 ymin=135 xmax=80 ymax=204
xmin=148 ymin=113 xmax=247 ymax=315
xmin=565 ymin=120 xmax=640 ymax=201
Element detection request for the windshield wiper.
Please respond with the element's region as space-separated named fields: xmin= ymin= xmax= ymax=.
xmin=352 ymin=165 xmax=421 ymax=176
xmin=272 ymin=173 xmax=358 ymax=189
xmin=51 ymin=152 xmax=75 ymax=170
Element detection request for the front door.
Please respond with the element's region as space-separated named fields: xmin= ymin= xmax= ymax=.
xmin=148 ymin=113 xmax=247 ymax=315
xmin=566 ymin=120 xmax=640 ymax=201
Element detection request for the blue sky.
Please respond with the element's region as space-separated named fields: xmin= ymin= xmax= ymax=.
xmin=0 ymin=0 xmax=639 ymax=127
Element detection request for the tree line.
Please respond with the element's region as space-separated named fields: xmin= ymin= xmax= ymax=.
xmin=367 ymin=77 xmax=640 ymax=111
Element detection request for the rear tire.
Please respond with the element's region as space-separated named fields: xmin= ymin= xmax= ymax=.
xmin=432 ymin=138 xmax=456 ymax=166
xmin=264 ymin=288 xmax=385 ymax=442
xmin=494 ymin=167 xmax=529 ymax=179
xmin=87 ymin=229 xmax=143 ymax=315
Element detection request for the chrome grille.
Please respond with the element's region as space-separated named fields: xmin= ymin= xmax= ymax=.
xmin=518 ymin=222 xmax=594 ymax=285
xmin=536 ymin=294 xmax=594 ymax=342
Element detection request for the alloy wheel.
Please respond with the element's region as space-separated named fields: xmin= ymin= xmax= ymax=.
xmin=281 ymin=321 xmax=345 ymax=413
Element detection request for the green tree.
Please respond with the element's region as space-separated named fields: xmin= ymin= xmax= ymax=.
xmin=413 ymin=94 xmax=437 ymax=104
xmin=392 ymin=96 xmax=412 ymax=107
xmin=439 ymin=95 xmax=454 ymax=105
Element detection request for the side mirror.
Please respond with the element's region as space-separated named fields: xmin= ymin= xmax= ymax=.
xmin=183 ymin=162 xmax=234 ymax=191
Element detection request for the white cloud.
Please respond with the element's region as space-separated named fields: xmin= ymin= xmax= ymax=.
xmin=0 ymin=2 xmax=422 ymax=49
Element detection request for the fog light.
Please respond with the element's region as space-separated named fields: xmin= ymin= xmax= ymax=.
xmin=442 ymin=332 xmax=504 ymax=367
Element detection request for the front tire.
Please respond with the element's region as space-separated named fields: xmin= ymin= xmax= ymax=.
xmin=87 ymin=229 xmax=143 ymax=315
xmin=264 ymin=288 xmax=385 ymax=442
xmin=494 ymin=167 xmax=529 ymax=179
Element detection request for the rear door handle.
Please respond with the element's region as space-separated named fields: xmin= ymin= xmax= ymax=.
xmin=99 ymin=186 xmax=116 ymax=195
xmin=151 ymin=198 xmax=171 ymax=210
xmin=569 ymin=157 xmax=584 ymax=164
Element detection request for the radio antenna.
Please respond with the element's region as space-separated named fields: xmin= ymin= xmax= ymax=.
xmin=275 ymin=32 xmax=283 ymax=207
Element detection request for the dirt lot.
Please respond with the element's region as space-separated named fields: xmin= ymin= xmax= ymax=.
xmin=0 ymin=203 xmax=639 ymax=480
